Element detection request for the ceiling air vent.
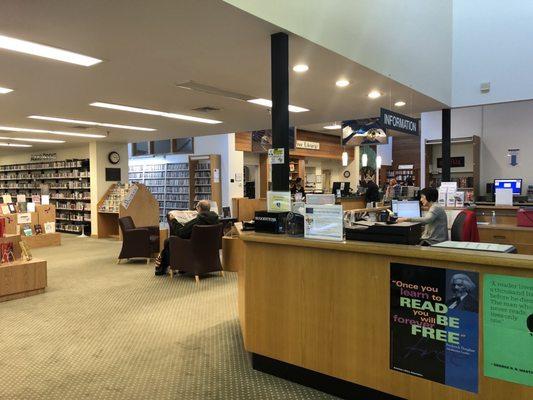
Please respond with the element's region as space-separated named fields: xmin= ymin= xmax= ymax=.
xmin=192 ymin=106 xmax=221 ymax=113
xmin=70 ymin=125 xmax=89 ymax=130
xmin=176 ymin=80 xmax=253 ymax=101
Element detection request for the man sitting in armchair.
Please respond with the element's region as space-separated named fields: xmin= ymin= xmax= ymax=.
xmin=155 ymin=199 xmax=219 ymax=275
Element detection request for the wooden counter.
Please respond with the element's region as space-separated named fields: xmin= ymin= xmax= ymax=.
xmin=238 ymin=232 xmax=533 ymax=400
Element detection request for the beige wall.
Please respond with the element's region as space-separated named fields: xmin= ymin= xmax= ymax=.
xmin=89 ymin=142 xmax=129 ymax=236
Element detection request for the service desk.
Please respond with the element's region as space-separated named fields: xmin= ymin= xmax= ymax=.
xmin=238 ymin=232 xmax=533 ymax=400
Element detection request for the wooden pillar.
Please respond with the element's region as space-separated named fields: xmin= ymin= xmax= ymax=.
xmin=441 ymin=109 xmax=451 ymax=182
xmin=271 ymin=32 xmax=290 ymax=192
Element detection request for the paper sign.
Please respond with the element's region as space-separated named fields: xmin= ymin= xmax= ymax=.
xmin=268 ymin=148 xmax=285 ymax=165
xmin=304 ymin=205 xmax=343 ymax=241
xmin=483 ymin=274 xmax=533 ymax=386
xmin=27 ymin=202 xmax=36 ymax=212
xmin=495 ymin=189 xmax=513 ymax=206
xmin=213 ymin=168 xmax=220 ymax=183
xmin=267 ymin=191 xmax=291 ymax=212
xmin=41 ymin=195 xmax=50 ymax=205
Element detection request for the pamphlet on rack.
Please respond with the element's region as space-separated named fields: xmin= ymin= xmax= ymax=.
xmin=438 ymin=182 xmax=457 ymax=207
xmin=304 ymin=204 xmax=343 ymax=241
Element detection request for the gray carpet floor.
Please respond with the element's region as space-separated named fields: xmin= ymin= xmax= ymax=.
xmin=0 ymin=235 xmax=338 ymax=400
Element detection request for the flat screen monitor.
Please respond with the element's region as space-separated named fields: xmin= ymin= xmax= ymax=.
xmin=494 ymin=179 xmax=522 ymax=195
xmin=392 ymin=200 xmax=421 ymax=218
xmin=332 ymin=182 xmax=350 ymax=196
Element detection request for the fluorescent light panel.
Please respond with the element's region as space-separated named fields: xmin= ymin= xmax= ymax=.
xmin=0 ymin=86 xmax=13 ymax=94
xmin=247 ymin=98 xmax=309 ymax=113
xmin=0 ymin=126 xmax=106 ymax=138
xmin=0 ymin=34 xmax=101 ymax=66
xmin=0 ymin=142 xmax=32 ymax=147
xmin=90 ymin=102 xmax=222 ymax=124
xmin=28 ymin=115 xmax=155 ymax=132
xmin=0 ymin=136 xmax=65 ymax=143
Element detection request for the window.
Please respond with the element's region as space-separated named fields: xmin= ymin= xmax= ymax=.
xmin=172 ymin=138 xmax=194 ymax=154
xmin=132 ymin=142 xmax=149 ymax=156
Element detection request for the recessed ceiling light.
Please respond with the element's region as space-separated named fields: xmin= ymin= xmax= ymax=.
xmin=247 ymin=98 xmax=309 ymax=113
xmin=394 ymin=100 xmax=406 ymax=107
xmin=0 ymin=126 xmax=106 ymax=138
xmin=323 ymin=124 xmax=342 ymax=130
xmin=0 ymin=136 xmax=65 ymax=143
xmin=293 ymin=64 xmax=309 ymax=73
xmin=0 ymin=86 xmax=13 ymax=94
xmin=28 ymin=115 xmax=155 ymax=132
xmin=0 ymin=142 xmax=32 ymax=147
xmin=0 ymin=34 xmax=102 ymax=67
xmin=335 ymin=79 xmax=350 ymax=87
xmin=368 ymin=90 xmax=382 ymax=99
xmin=90 ymin=102 xmax=222 ymax=124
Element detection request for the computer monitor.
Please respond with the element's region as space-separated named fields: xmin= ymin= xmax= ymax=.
xmin=494 ymin=179 xmax=522 ymax=196
xmin=392 ymin=200 xmax=421 ymax=218
xmin=332 ymin=182 xmax=350 ymax=196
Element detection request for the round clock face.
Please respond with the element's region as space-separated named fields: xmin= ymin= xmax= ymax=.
xmin=343 ymin=170 xmax=351 ymax=178
xmin=108 ymin=151 xmax=120 ymax=164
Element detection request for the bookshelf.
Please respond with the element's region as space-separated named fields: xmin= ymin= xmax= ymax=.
xmin=0 ymin=159 xmax=91 ymax=234
xmin=189 ymin=154 xmax=221 ymax=212
xmin=128 ymin=162 xmax=190 ymax=220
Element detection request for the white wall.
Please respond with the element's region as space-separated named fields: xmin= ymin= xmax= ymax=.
xmin=452 ymin=0 xmax=533 ymax=106
xmin=224 ymin=0 xmax=453 ymax=105
xmin=89 ymin=142 xmax=129 ymax=235
xmin=0 ymin=145 xmax=89 ymax=165
xmin=421 ymin=101 xmax=533 ymax=190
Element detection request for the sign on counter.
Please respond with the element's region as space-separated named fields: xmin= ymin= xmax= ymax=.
xmin=390 ymin=263 xmax=479 ymax=393
xmin=296 ymin=140 xmax=320 ymax=150
xmin=267 ymin=191 xmax=291 ymax=213
xmin=304 ymin=205 xmax=343 ymax=241
xmin=483 ymin=274 xmax=533 ymax=386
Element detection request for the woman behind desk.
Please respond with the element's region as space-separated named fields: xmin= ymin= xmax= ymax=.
xmin=397 ymin=187 xmax=448 ymax=245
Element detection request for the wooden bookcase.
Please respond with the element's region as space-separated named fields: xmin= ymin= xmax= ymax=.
xmin=0 ymin=159 xmax=91 ymax=234
xmin=96 ymin=183 xmax=159 ymax=238
xmin=189 ymin=154 xmax=221 ymax=213
xmin=425 ymin=135 xmax=480 ymax=198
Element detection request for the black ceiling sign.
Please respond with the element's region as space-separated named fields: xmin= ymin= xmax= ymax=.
xmin=380 ymin=108 xmax=419 ymax=136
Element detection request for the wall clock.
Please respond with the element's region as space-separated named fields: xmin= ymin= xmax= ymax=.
xmin=343 ymin=170 xmax=351 ymax=178
xmin=108 ymin=151 xmax=120 ymax=164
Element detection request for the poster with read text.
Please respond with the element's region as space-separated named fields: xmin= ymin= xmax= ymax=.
xmin=483 ymin=274 xmax=533 ymax=386
xmin=390 ymin=263 xmax=479 ymax=393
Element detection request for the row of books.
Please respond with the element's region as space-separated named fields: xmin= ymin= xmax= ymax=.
xmin=0 ymin=160 xmax=86 ymax=172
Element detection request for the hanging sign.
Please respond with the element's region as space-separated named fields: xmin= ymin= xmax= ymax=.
xmin=390 ymin=263 xmax=479 ymax=393
xmin=381 ymin=108 xmax=419 ymax=135
xmin=268 ymin=148 xmax=285 ymax=165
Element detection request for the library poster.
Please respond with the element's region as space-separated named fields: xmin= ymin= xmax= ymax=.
xmin=390 ymin=263 xmax=479 ymax=393
xmin=484 ymin=274 xmax=533 ymax=386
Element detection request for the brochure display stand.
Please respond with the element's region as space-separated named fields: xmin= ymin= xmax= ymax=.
xmin=97 ymin=183 xmax=159 ymax=239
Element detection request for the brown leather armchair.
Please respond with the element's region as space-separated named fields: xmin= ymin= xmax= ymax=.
xmin=117 ymin=216 xmax=160 ymax=264
xmin=168 ymin=223 xmax=224 ymax=283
